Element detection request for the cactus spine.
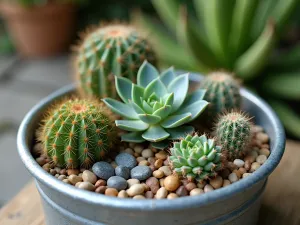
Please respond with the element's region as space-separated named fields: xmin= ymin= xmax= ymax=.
xmin=75 ymin=24 xmax=156 ymax=98
xmin=215 ymin=111 xmax=252 ymax=160
xmin=200 ymin=72 xmax=241 ymax=118
xmin=38 ymin=98 xmax=116 ymax=169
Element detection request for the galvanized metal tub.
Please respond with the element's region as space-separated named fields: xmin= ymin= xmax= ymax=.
xmin=17 ymin=74 xmax=285 ymax=225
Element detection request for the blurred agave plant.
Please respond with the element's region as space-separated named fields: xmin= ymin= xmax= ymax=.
xmin=134 ymin=0 xmax=300 ymax=138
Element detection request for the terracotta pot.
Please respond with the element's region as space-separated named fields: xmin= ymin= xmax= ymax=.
xmin=0 ymin=3 xmax=76 ymax=58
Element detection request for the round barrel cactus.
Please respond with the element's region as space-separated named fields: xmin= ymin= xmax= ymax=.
xmin=38 ymin=98 xmax=116 ymax=169
xmin=200 ymin=71 xmax=241 ymax=118
xmin=75 ymin=24 xmax=156 ymax=98
xmin=169 ymin=134 xmax=224 ymax=182
xmin=215 ymin=111 xmax=252 ymax=160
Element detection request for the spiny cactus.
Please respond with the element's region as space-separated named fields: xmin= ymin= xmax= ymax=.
xmin=38 ymin=98 xmax=116 ymax=169
xmin=103 ymin=61 xmax=209 ymax=149
xmin=200 ymin=71 xmax=241 ymax=118
xmin=169 ymin=134 xmax=224 ymax=182
xmin=215 ymin=111 xmax=252 ymax=160
xmin=75 ymin=24 xmax=156 ymax=98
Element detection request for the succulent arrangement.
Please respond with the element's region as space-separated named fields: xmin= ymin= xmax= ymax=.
xmin=32 ymin=20 xmax=275 ymax=201
xmin=103 ymin=61 xmax=208 ymax=149
xmin=38 ymin=98 xmax=116 ymax=169
xmin=169 ymin=134 xmax=223 ymax=182
xmin=75 ymin=24 xmax=156 ymax=98
xmin=134 ymin=0 xmax=300 ymax=138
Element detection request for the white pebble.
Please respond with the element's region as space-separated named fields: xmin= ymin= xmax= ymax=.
xmin=134 ymin=145 xmax=143 ymax=154
xmin=124 ymin=148 xmax=134 ymax=155
xmin=141 ymin=149 xmax=154 ymax=158
xmin=257 ymin=133 xmax=269 ymax=143
xmin=233 ymin=159 xmax=245 ymax=168
xmin=156 ymin=187 xmax=168 ymax=199
xmin=223 ymin=179 xmax=231 ymax=187
xmin=256 ymin=155 xmax=267 ymax=164
xmin=250 ymin=162 xmax=261 ymax=172
xmin=243 ymin=173 xmax=252 ymax=178
xmin=82 ymin=170 xmax=97 ymax=184
xmin=228 ymin=173 xmax=238 ymax=183
xmin=126 ymin=184 xmax=145 ymax=197
xmin=190 ymin=188 xmax=204 ymax=196
xmin=204 ymin=184 xmax=214 ymax=193
xmin=259 ymin=148 xmax=270 ymax=157
xmin=127 ymin=179 xmax=140 ymax=188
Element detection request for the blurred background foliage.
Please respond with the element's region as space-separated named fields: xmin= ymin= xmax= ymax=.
xmin=1 ymin=0 xmax=300 ymax=139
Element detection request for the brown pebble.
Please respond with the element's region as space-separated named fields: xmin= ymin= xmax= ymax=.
xmin=36 ymin=157 xmax=46 ymax=166
xmin=50 ymin=169 xmax=56 ymax=176
xmin=155 ymin=151 xmax=168 ymax=160
xmin=197 ymin=181 xmax=206 ymax=189
xmin=156 ymin=187 xmax=168 ymax=199
xmin=75 ymin=182 xmax=82 ymax=188
xmin=257 ymin=132 xmax=269 ymax=143
xmin=153 ymin=170 xmax=164 ymax=179
xmin=259 ymin=148 xmax=270 ymax=157
xmin=232 ymin=170 xmax=242 ymax=179
xmin=176 ymin=186 xmax=188 ymax=197
xmin=58 ymin=175 xmax=66 ymax=180
xmin=238 ymin=167 xmax=247 ymax=175
xmin=67 ymin=169 xmax=79 ymax=176
xmin=154 ymin=159 xmax=163 ymax=169
xmin=163 ymin=159 xmax=169 ymax=166
xmin=133 ymin=195 xmax=145 ymax=199
xmin=95 ymin=179 xmax=106 ymax=188
xmin=244 ymin=155 xmax=255 ymax=163
xmin=139 ymin=160 xmax=150 ymax=166
xmin=134 ymin=152 xmax=140 ymax=157
xmin=220 ymin=169 xmax=230 ymax=179
xmin=82 ymin=170 xmax=97 ymax=184
xmin=185 ymin=182 xmax=197 ymax=191
xmin=60 ymin=169 xmax=67 ymax=175
xmin=142 ymin=183 xmax=150 ymax=192
xmin=80 ymin=168 xmax=86 ymax=173
xmin=159 ymin=166 xmax=172 ymax=176
xmin=250 ymin=162 xmax=261 ymax=172
xmin=42 ymin=163 xmax=51 ymax=172
xmin=244 ymin=160 xmax=251 ymax=171
xmin=78 ymin=182 xmax=95 ymax=191
xmin=223 ymin=179 xmax=231 ymax=187
xmin=105 ymin=188 xmax=118 ymax=196
xmin=146 ymin=177 xmax=159 ymax=194
xmin=145 ymin=191 xmax=154 ymax=199
xmin=209 ymin=176 xmax=223 ymax=189
xmin=68 ymin=174 xmax=83 ymax=185
xmin=167 ymin=193 xmax=178 ymax=199
xmin=136 ymin=157 xmax=146 ymax=163
xmin=148 ymin=157 xmax=156 ymax=165
xmin=159 ymin=178 xmax=165 ymax=187
xmin=164 ymin=175 xmax=180 ymax=192
xmin=62 ymin=179 xmax=71 ymax=184
xmin=54 ymin=167 xmax=61 ymax=174
xmin=95 ymin=186 xmax=107 ymax=194
xmin=149 ymin=165 xmax=156 ymax=171
xmin=190 ymin=188 xmax=204 ymax=196
xmin=227 ymin=162 xmax=237 ymax=171
xmin=33 ymin=143 xmax=43 ymax=155
xmin=118 ymin=190 xmax=128 ymax=198
xmin=55 ymin=174 xmax=60 ymax=178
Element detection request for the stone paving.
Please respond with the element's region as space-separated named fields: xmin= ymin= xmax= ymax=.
xmin=0 ymin=55 xmax=71 ymax=206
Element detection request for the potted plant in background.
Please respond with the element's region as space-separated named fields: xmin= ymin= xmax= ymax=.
xmin=134 ymin=0 xmax=300 ymax=139
xmin=17 ymin=22 xmax=285 ymax=225
xmin=0 ymin=0 xmax=83 ymax=58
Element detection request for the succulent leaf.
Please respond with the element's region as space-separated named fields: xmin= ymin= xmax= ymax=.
xmin=169 ymin=134 xmax=224 ymax=182
xmin=103 ymin=61 xmax=208 ymax=148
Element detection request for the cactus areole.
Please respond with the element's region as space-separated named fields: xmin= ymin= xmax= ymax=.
xmin=75 ymin=24 xmax=156 ymax=98
xmin=38 ymin=99 xmax=116 ymax=169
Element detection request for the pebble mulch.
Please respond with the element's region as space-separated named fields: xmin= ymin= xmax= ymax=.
xmin=33 ymin=125 xmax=270 ymax=199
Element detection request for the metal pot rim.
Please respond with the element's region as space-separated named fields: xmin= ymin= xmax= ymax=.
xmin=17 ymin=74 xmax=286 ymax=211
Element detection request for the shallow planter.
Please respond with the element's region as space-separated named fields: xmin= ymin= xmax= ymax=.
xmin=17 ymin=74 xmax=285 ymax=225
xmin=0 ymin=3 xmax=76 ymax=58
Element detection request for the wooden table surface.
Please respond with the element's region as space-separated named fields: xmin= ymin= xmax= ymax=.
xmin=1 ymin=140 xmax=299 ymax=225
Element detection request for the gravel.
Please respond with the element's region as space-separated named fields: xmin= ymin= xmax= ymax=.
xmin=130 ymin=166 xmax=152 ymax=181
xmin=92 ymin=162 xmax=115 ymax=180
xmin=107 ymin=176 xmax=128 ymax=191
xmin=115 ymin=153 xmax=137 ymax=169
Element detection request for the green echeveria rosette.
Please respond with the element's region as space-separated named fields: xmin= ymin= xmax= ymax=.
xmin=38 ymin=98 xmax=116 ymax=169
xmin=169 ymin=134 xmax=224 ymax=182
xmin=103 ymin=61 xmax=209 ymax=149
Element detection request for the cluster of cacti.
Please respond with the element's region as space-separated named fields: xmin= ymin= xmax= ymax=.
xmin=103 ymin=61 xmax=209 ymax=149
xmin=75 ymin=24 xmax=156 ymax=98
xmin=135 ymin=0 xmax=300 ymax=138
xmin=200 ymin=71 xmax=241 ymax=118
xmin=38 ymin=98 xmax=116 ymax=169
xmin=215 ymin=111 xmax=252 ymax=160
xmin=169 ymin=134 xmax=224 ymax=182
